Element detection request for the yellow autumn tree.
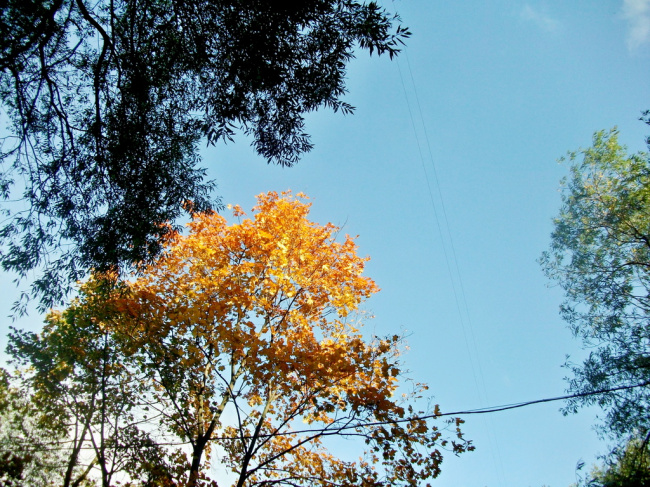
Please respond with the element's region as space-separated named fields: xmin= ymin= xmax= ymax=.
xmin=98 ymin=191 xmax=472 ymax=486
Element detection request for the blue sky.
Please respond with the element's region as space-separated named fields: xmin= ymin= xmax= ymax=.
xmin=2 ymin=1 xmax=649 ymax=486
xmin=204 ymin=1 xmax=650 ymax=485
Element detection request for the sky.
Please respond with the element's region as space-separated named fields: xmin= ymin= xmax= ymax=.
xmin=1 ymin=1 xmax=649 ymax=486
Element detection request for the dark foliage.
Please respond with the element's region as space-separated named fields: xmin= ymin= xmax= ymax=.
xmin=0 ymin=451 xmax=32 ymax=486
xmin=0 ymin=0 xmax=409 ymax=312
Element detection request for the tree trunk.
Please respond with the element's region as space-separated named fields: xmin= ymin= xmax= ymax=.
xmin=187 ymin=434 xmax=210 ymax=487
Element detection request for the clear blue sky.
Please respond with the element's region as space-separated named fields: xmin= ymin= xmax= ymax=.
xmin=206 ymin=1 xmax=650 ymax=485
xmin=2 ymin=1 xmax=649 ymax=486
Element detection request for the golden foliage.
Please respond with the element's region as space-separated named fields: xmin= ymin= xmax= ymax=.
xmin=77 ymin=192 xmax=471 ymax=486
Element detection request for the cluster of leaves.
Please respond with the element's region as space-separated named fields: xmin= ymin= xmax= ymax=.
xmin=6 ymin=192 xmax=472 ymax=486
xmin=7 ymin=289 xmax=177 ymax=487
xmin=574 ymin=435 xmax=650 ymax=487
xmin=0 ymin=368 xmax=67 ymax=487
xmin=540 ymin=127 xmax=650 ymax=439
xmin=0 ymin=0 xmax=410 ymax=312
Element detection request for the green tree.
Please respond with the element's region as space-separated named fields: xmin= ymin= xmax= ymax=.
xmin=7 ymin=283 xmax=174 ymax=487
xmin=0 ymin=368 xmax=67 ymax=487
xmin=0 ymin=0 xmax=410 ymax=313
xmin=575 ymin=436 xmax=650 ymax=487
xmin=540 ymin=127 xmax=650 ymax=438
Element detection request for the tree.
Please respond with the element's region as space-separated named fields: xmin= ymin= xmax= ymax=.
xmin=540 ymin=128 xmax=650 ymax=439
xmin=68 ymin=191 xmax=472 ymax=487
xmin=7 ymin=285 xmax=174 ymax=487
xmin=0 ymin=368 xmax=67 ymax=487
xmin=574 ymin=435 xmax=650 ymax=487
xmin=0 ymin=0 xmax=410 ymax=313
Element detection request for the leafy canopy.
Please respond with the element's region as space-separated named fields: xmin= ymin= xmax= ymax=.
xmin=574 ymin=436 xmax=650 ymax=487
xmin=541 ymin=128 xmax=650 ymax=438
xmin=7 ymin=293 xmax=168 ymax=487
xmin=6 ymin=191 xmax=472 ymax=486
xmin=0 ymin=0 xmax=410 ymax=312
xmin=0 ymin=368 xmax=68 ymax=487
xmin=111 ymin=191 xmax=472 ymax=486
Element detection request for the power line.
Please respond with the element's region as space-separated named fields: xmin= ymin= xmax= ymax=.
xmin=7 ymin=381 xmax=647 ymax=453
xmin=387 ymin=0 xmax=507 ymax=480
xmin=263 ymin=380 xmax=650 ymax=438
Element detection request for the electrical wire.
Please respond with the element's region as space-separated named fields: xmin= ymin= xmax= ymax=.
xmin=387 ymin=0 xmax=507 ymax=481
xmin=3 ymin=380 xmax=647 ymax=451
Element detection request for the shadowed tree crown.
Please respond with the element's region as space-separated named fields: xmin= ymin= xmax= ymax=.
xmin=0 ymin=0 xmax=409 ymax=312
